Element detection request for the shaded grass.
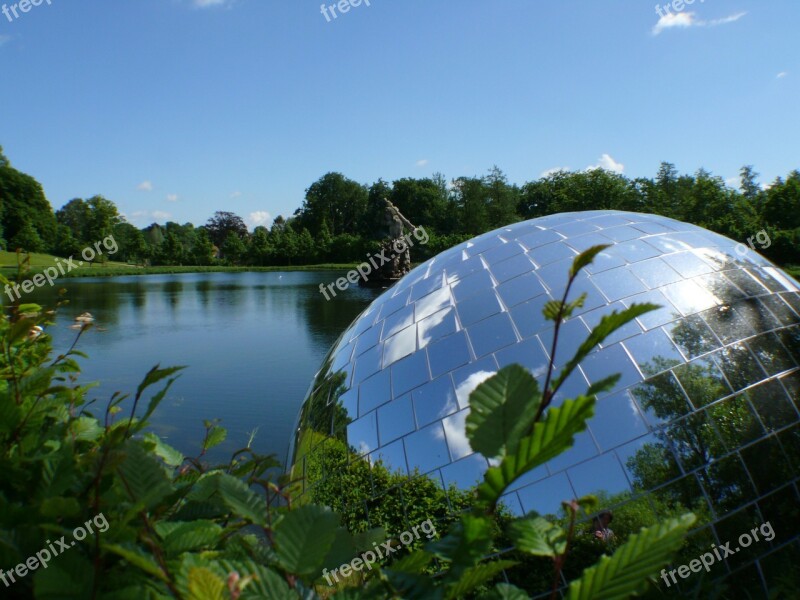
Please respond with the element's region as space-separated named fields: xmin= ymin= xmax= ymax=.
xmin=1 ymin=251 xmax=357 ymax=281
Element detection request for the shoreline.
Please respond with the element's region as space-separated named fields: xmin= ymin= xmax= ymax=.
xmin=0 ymin=263 xmax=359 ymax=281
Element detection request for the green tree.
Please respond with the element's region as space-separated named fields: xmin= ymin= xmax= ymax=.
xmin=113 ymin=222 xmax=149 ymax=264
xmin=205 ymin=211 xmax=248 ymax=248
xmin=8 ymin=221 xmax=44 ymax=252
xmin=220 ymin=230 xmax=247 ymax=264
xmin=190 ymin=227 xmax=215 ymax=265
xmin=0 ymin=152 xmax=57 ymax=250
xmin=298 ymin=172 xmax=368 ymax=237
xmin=484 ymin=166 xmax=520 ymax=228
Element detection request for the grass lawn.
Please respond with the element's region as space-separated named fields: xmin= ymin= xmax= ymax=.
xmin=0 ymin=251 xmax=356 ymax=279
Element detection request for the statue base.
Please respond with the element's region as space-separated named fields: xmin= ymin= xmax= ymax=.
xmin=358 ymin=239 xmax=411 ymax=288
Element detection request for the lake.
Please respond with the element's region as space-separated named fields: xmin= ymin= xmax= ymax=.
xmin=27 ymin=271 xmax=381 ymax=466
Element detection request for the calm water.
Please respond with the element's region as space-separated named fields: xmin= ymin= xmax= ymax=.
xmin=28 ymin=271 xmax=380 ymax=465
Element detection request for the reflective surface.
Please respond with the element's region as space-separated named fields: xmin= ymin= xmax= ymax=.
xmin=290 ymin=211 xmax=800 ymax=596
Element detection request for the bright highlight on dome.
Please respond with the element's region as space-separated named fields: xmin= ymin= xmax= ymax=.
xmin=291 ymin=210 xmax=800 ymax=595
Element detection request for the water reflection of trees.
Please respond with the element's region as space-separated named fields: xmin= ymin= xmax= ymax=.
xmin=289 ymin=259 xmax=800 ymax=596
xmin=623 ymin=309 xmax=800 ymax=595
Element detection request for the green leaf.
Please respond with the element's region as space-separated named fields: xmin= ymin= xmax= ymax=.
xmin=136 ymin=365 xmax=186 ymax=401
xmin=542 ymin=300 xmax=562 ymax=321
xmin=203 ymin=426 xmax=227 ymax=452
xmin=18 ymin=303 xmax=42 ymax=314
xmin=430 ymin=514 xmax=494 ymax=576
xmin=478 ymin=583 xmax=530 ymax=600
xmin=17 ymin=366 xmax=56 ymax=398
xmin=570 ymin=244 xmax=611 ymax=277
xmin=159 ymin=520 xmax=223 ymax=556
xmin=273 ymin=504 xmax=340 ymax=576
xmin=389 ymin=549 xmax=434 ymax=573
xmin=69 ymin=416 xmax=104 ymax=442
xmin=117 ymin=441 xmax=175 ymax=510
xmin=476 ymin=395 xmax=595 ymax=507
xmin=103 ymin=543 xmax=168 ymax=581
xmin=8 ymin=317 xmax=35 ymax=344
xmin=586 ymin=374 xmax=621 ymax=398
xmin=507 ymin=515 xmax=566 ymax=556
xmin=144 ymin=432 xmax=185 ymax=467
xmin=40 ymin=497 xmax=81 ymax=518
xmin=446 ymin=560 xmax=518 ymax=599
xmin=32 ymin=550 xmax=95 ymax=599
xmin=188 ymin=472 xmax=266 ymax=525
xmin=187 ymin=566 xmax=226 ymax=600
xmin=565 ymin=513 xmax=696 ymax=600
xmin=551 ymin=303 xmax=659 ymax=394
xmin=215 ymin=559 xmax=295 ymax=600
xmin=467 ymin=364 xmax=542 ymax=459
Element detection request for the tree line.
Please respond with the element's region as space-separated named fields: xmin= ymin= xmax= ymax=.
xmin=2 ymin=144 xmax=799 ymax=267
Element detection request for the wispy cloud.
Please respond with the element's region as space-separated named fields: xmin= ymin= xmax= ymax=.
xmin=777 ymin=72 xmax=788 ymax=79
xmin=248 ymin=211 xmax=272 ymax=229
xmin=540 ymin=167 xmax=571 ymax=178
xmin=192 ymin=0 xmax=231 ymax=7
xmin=0 ymin=35 xmax=11 ymax=48
xmin=416 ymin=159 xmax=429 ymax=168
xmin=137 ymin=180 xmax=154 ymax=192
xmin=230 ymin=191 xmax=242 ymax=199
xmin=652 ymin=11 xmax=746 ymax=35
xmin=166 ymin=194 xmax=179 ymax=202
xmin=587 ymin=153 xmax=624 ymax=174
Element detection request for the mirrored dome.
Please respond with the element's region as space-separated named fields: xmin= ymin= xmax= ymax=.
xmin=290 ymin=210 xmax=800 ymax=595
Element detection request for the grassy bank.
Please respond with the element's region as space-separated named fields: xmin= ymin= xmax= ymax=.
xmin=0 ymin=251 xmax=356 ymax=280
xmin=4 ymin=250 xmax=800 ymax=283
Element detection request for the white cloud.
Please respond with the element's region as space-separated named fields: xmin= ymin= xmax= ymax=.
xmin=725 ymin=176 xmax=740 ymax=189
xmin=709 ymin=12 xmax=747 ymax=27
xmin=652 ymin=11 xmax=746 ymax=35
xmin=416 ymin=159 xmax=429 ymax=168
xmin=540 ymin=167 xmax=571 ymax=178
xmin=248 ymin=211 xmax=272 ymax=228
xmin=230 ymin=191 xmax=243 ymax=199
xmin=193 ymin=0 xmax=230 ymax=7
xmin=0 ymin=35 xmax=11 ymax=47
xmin=152 ymin=211 xmax=172 ymax=221
xmin=587 ymin=153 xmax=624 ymax=174
xmin=777 ymin=72 xmax=788 ymax=79
xmin=137 ymin=180 xmax=154 ymax=192
xmin=166 ymin=194 xmax=179 ymax=202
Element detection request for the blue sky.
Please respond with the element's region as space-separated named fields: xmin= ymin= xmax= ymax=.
xmin=0 ymin=0 xmax=797 ymax=229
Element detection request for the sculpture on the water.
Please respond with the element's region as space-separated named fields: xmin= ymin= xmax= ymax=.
xmin=359 ymin=199 xmax=417 ymax=287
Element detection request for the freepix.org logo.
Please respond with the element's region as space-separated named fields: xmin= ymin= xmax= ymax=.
xmin=2 ymin=0 xmax=52 ymax=23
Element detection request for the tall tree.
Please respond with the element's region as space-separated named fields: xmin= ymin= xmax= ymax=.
xmin=205 ymin=211 xmax=248 ymax=247
xmin=298 ymin=172 xmax=368 ymax=237
xmin=0 ymin=152 xmax=57 ymax=250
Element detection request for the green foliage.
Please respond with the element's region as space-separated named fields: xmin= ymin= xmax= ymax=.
xmin=0 ymin=249 xmax=701 ymax=599
xmin=4 ymin=141 xmax=800 ymax=270
xmin=565 ymin=515 xmax=696 ymax=600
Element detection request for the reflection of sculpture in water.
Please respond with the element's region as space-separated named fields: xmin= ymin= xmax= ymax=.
xmin=360 ymin=199 xmax=418 ymax=287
